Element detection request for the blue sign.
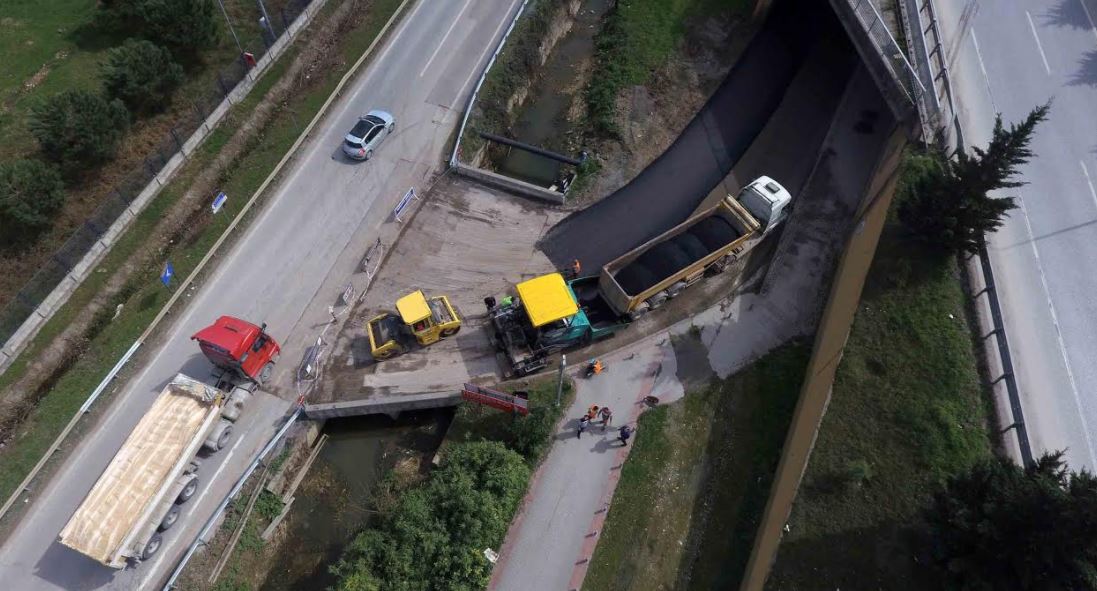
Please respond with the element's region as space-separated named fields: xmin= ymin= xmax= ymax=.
xmin=392 ymin=188 xmax=416 ymax=222
xmin=161 ymin=262 xmax=174 ymax=287
xmin=211 ymin=191 xmax=228 ymax=214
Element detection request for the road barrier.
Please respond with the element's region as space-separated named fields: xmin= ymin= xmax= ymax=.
xmin=448 ymin=0 xmax=532 ymax=168
xmin=900 ymin=0 xmax=1032 ymax=466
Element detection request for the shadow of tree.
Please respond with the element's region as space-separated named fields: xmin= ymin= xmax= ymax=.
xmin=1069 ymin=50 xmax=1097 ymax=87
xmin=1041 ymin=0 xmax=1093 ymax=31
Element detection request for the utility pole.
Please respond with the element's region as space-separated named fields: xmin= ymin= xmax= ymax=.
xmin=215 ymin=0 xmax=245 ymax=55
xmin=555 ymin=354 xmax=566 ymax=407
xmin=256 ymin=0 xmax=275 ymax=38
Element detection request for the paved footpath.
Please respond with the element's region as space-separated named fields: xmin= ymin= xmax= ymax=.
xmin=489 ymin=339 xmax=685 ymax=591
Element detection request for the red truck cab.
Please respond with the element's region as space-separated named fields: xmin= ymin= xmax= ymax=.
xmin=191 ymin=316 xmax=281 ymax=384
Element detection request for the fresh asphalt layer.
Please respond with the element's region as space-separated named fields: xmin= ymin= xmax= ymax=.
xmin=938 ymin=0 xmax=1097 ymax=472
xmin=540 ymin=0 xmax=858 ymax=271
xmin=0 ymin=0 xmax=524 ymax=588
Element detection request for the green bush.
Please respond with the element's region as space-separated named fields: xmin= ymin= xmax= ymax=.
xmin=0 ymin=159 xmax=66 ymax=246
xmin=330 ymin=441 xmax=529 ymax=591
xmin=29 ymin=90 xmax=130 ymax=174
xmin=102 ymin=39 xmax=184 ymax=114
xmin=100 ymin=0 xmax=217 ymax=59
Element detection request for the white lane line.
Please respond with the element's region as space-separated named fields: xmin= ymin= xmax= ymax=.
xmin=1079 ymin=0 xmax=1097 ymax=44
xmin=1015 ymin=194 xmax=1097 ymax=466
xmin=1026 ymin=10 xmax=1052 ymax=75
xmin=1082 ymin=161 xmax=1097 ymax=209
xmin=420 ymin=0 xmax=474 ymax=77
xmin=969 ymin=28 xmax=998 ymax=111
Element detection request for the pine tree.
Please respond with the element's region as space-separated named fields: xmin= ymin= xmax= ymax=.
xmin=28 ymin=90 xmax=130 ymax=174
xmin=0 ymin=159 xmax=66 ymax=247
xmin=899 ymin=104 xmax=1050 ymax=254
xmin=102 ymin=39 xmax=184 ymax=114
xmin=927 ymin=451 xmax=1097 ymax=590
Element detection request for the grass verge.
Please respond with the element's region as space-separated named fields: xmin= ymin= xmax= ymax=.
xmin=583 ymin=341 xmax=810 ymax=591
xmin=457 ymin=0 xmax=561 ymax=160
xmin=765 ymin=185 xmax=992 ymax=586
xmin=586 ymin=0 xmax=748 ymax=135
xmin=329 ymin=378 xmax=574 ymax=589
xmin=0 ymin=0 xmax=404 ymax=514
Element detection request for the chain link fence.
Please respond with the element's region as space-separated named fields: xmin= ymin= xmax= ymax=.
xmin=0 ymin=0 xmax=314 ymax=345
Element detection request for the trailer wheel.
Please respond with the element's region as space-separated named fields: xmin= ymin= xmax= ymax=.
xmin=177 ymin=476 xmax=199 ymax=504
xmin=159 ymin=504 xmax=181 ymax=531
xmin=440 ymin=326 xmax=460 ymax=338
xmin=142 ymin=533 xmax=163 ymax=561
xmin=215 ymin=424 xmax=233 ymax=450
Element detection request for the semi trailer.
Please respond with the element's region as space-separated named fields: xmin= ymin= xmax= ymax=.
xmin=58 ymin=316 xmax=280 ymax=568
xmin=488 ymin=176 xmax=790 ymax=376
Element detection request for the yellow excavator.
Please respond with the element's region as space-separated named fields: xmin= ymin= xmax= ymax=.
xmin=366 ymin=290 xmax=462 ymax=360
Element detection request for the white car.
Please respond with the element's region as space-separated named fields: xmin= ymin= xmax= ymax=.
xmin=342 ymin=110 xmax=395 ymax=160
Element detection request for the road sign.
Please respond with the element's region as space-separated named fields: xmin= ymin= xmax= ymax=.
xmin=392 ymin=188 xmax=417 ymax=222
xmin=461 ymin=383 xmax=529 ymax=416
xmin=211 ymin=191 xmax=228 ymax=214
xmin=161 ymin=262 xmax=174 ymax=287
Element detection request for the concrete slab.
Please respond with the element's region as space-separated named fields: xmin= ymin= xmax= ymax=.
xmin=317 ymin=176 xmax=566 ymax=403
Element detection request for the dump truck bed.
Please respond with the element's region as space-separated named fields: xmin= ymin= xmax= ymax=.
xmin=600 ymin=196 xmax=760 ymax=315
xmin=59 ymin=375 xmax=219 ymax=567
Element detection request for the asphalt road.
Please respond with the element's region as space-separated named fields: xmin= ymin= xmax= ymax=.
xmin=0 ymin=0 xmax=523 ymax=588
xmin=540 ymin=0 xmax=857 ymax=270
xmin=938 ymin=0 xmax=1097 ymax=471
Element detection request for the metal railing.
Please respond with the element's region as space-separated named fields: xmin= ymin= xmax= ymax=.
xmin=448 ymin=0 xmax=531 ymax=168
xmin=850 ymin=0 xmax=927 ymax=106
xmin=901 ymin=0 xmax=1032 ymax=466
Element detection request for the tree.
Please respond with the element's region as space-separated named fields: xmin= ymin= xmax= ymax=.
xmin=29 ymin=90 xmax=130 ymax=174
xmin=99 ymin=0 xmax=217 ymax=59
xmin=898 ymin=104 xmax=1050 ymax=254
xmin=927 ymin=451 xmax=1097 ymax=590
xmin=0 ymin=159 xmax=66 ymax=246
xmin=102 ymin=39 xmax=184 ymax=114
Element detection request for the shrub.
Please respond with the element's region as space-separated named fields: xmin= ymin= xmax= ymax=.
xmin=0 ymin=159 xmax=66 ymax=246
xmin=100 ymin=0 xmax=217 ymax=58
xmin=330 ymin=441 xmax=529 ymax=590
xmin=29 ymin=90 xmax=130 ymax=174
xmin=102 ymin=39 xmax=184 ymax=114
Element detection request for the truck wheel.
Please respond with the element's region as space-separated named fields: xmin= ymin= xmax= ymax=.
xmin=259 ymin=362 xmax=274 ymax=385
xmin=142 ymin=533 xmax=163 ymax=561
xmin=177 ymin=476 xmax=199 ymax=504
xmin=647 ymin=293 xmax=668 ymax=310
xmin=440 ymin=326 xmax=460 ymax=338
xmin=215 ymin=424 xmax=233 ymax=450
xmin=159 ymin=504 xmax=181 ymax=531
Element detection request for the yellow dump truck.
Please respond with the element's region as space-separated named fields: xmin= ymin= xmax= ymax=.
xmin=367 ymin=290 xmax=462 ymax=360
xmin=58 ymin=374 xmax=236 ymax=567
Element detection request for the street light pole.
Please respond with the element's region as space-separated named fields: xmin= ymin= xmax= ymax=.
xmin=555 ymin=354 xmax=566 ymax=407
xmin=215 ymin=0 xmax=245 ymax=55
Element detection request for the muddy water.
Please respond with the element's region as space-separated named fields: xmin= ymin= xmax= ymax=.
xmin=496 ymin=0 xmax=612 ymax=186
xmin=259 ymin=410 xmax=452 ymax=591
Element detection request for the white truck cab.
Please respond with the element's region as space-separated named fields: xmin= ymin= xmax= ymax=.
xmin=737 ymin=176 xmax=792 ymax=231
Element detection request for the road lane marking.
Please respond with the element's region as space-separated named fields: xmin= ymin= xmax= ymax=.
xmin=1015 ymin=194 xmax=1097 ymax=467
xmin=1079 ymin=0 xmax=1097 ymax=44
xmin=420 ymin=0 xmax=474 ymax=78
xmin=1026 ymin=11 xmax=1052 ymax=75
xmin=969 ymin=28 xmax=998 ymax=111
xmin=1082 ymin=161 xmax=1097 ymax=210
